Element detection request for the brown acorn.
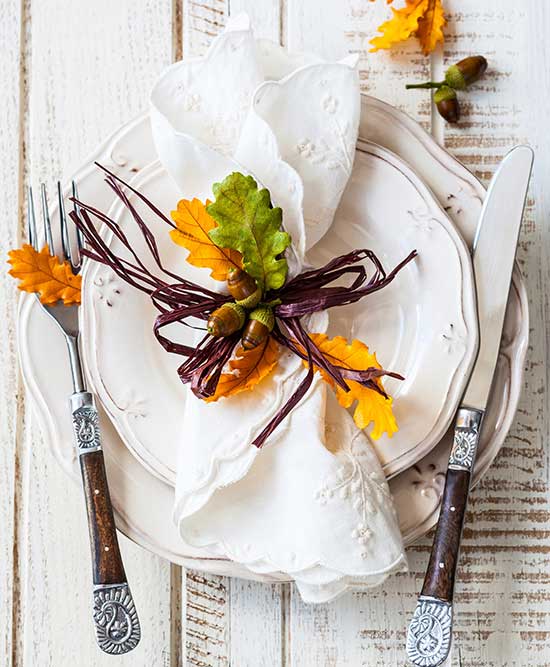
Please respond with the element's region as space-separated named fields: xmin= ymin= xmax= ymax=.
xmin=241 ymin=305 xmax=275 ymax=350
xmin=207 ymin=302 xmax=246 ymax=337
xmin=227 ymin=267 xmax=261 ymax=309
xmin=444 ymin=56 xmax=488 ymax=90
xmin=434 ymin=85 xmax=460 ymax=123
xmin=406 ymin=55 xmax=488 ymax=91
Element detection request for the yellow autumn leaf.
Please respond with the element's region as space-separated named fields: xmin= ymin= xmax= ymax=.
xmin=308 ymin=333 xmax=398 ymax=440
xmin=370 ymin=0 xmax=446 ymax=55
xmin=206 ymin=336 xmax=279 ymax=401
xmin=7 ymin=243 xmax=81 ymax=305
xmin=170 ymin=198 xmax=243 ymax=281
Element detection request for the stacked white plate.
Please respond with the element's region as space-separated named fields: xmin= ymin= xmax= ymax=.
xmin=18 ymin=95 xmax=528 ymax=581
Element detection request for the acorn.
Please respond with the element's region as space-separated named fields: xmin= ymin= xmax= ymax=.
xmin=444 ymin=56 xmax=488 ymax=90
xmin=241 ymin=305 xmax=275 ymax=350
xmin=406 ymin=55 xmax=488 ymax=91
xmin=207 ymin=302 xmax=246 ymax=337
xmin=434 ymin=85 xmax=460 ymax=123
xmin=227 ymin=267 xmax=261 ymax=309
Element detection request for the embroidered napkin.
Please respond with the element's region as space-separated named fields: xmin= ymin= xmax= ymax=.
xmin=150 ymin=14 xmax=407 ymax=602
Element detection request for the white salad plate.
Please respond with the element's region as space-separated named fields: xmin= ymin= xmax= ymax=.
xmin=81 ymin=142 xmax=477 ymax=485
xmin=17 ymin=95 xmax=528 ymax=579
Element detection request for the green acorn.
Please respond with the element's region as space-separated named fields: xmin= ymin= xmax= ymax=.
xmin=241 ymin=305 xmax=275 ymax=350
xmin=207 ymin=302 xmax=246 ymax=337
xmin=434 ymin=85 xmax=460 ymax=124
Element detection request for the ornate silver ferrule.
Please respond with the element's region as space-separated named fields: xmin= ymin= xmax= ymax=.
xmin=93 ymin=582 xmax=141 ymax=654
xmin=406 ymin=596 xmax=453 ymax=667
xmin=70 ymin=391 xmax=102 ymax=456
xmin=448 ymin=407 xmax=484 ymax=472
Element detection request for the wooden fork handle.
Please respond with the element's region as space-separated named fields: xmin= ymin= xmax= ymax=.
xmin=71 ymin=391 xmax=141 ymax=654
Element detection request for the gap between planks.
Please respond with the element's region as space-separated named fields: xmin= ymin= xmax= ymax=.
xmin=11 ymin=0 xmax=32 ymax=663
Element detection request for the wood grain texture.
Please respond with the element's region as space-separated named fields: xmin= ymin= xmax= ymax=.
xmin=80 ymin=451 xmax=126 ymax=586
xmin=0 ymin=0 xmax=24 ymax=664
xmin=421 ymin=469 xmax=471 ymax=602
xmin=9 ymin=1 xmax=174 ymax=665
xmin=180 ymin=4 xmax=286 ymax=665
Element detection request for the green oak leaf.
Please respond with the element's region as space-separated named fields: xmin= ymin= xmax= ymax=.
xmin=207 ymin=172 xmax=291 ymax=293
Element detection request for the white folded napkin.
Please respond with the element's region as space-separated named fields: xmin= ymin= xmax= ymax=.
xmin=150 ymin=14 xmax=407 ymax=602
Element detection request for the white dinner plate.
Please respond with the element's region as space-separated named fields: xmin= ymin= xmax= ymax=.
xmin=17 ymin=96 xmax=528 ymax=579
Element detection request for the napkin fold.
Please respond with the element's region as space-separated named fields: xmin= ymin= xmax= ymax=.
xmin=150 ymin=14 xmax=407 ymax=602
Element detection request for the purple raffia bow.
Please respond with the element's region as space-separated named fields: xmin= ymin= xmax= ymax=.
xmin=71 ymin=163 xmax=417 ymax=447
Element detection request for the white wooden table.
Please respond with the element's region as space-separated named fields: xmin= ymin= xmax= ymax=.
xmin=2 ymin=1 xmax=549 ymax=665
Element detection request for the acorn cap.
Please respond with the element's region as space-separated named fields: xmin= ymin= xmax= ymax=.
xmin=207 ymin=302 xmax=245 ymax=336
xmin=236 ymin=286 xmax=262 ymax=309
xmin=223 ymin=302 xmax=246 ymax=327
xmin=249 ymin=305 xmax=275 ymax=332
xmin=434 ymin=85 xmax=457 ymax=104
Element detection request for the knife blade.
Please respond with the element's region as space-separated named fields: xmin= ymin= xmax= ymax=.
xmin=406 ymin=145 xmax=533 ymax=667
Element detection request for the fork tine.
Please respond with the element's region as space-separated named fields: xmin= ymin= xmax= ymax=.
xmin=27 ymin=186 xmax=38 ymax=250
xmin=72 ymin=180 xmax=84 ymax=271
xmin=40 ymin=184 xmax=55 ymax=253
xmin=58 ymin=181 xmax=72 ymax=265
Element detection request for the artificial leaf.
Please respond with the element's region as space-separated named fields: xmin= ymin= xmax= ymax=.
xmin=7 ymin=244 xmax=81 ymax=305
xmin=207 ymin=336 xmax=279 ymax=401
xmin=308 ymin=333 xmax=398 ymax=440
xmin=170 ymin=197 xmax=243 ymax=281
xmin=370 ymin=0 xmax=446 ymax=56
xmin=207 ymin=172 xmax=291 ymax=293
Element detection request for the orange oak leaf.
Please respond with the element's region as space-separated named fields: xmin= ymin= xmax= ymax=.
xmin=308 ymin=333 xmax=398 ymax=440
xmin=7 ymin=243 xmax=81 ymax=305
xmin=206 ymin=336 xmax=279 ymax=401
xmin=370 ymin=0 xmax=446 ymax=56
xmin=170 ymin=198 xmax=242 ymax=281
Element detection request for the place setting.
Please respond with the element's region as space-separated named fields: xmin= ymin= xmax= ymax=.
xmin=8 ymin=14 xmax=532 ymax=664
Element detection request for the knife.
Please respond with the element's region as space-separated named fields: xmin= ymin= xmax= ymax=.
xmin=406 ymin=145 xmax=533 ymax=667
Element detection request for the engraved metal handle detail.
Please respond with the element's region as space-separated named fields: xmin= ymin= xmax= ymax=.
xmin=70 ymin=391 xmax=141 ymax=654
xmin=93 ymin=583 xmax=141 ymax=655
xmin=72 ymin=392 xmax=102 ymax=455
xmin=406 ymin=597 xmax=453 ymax=667
xmin=448 ymin=407 xmax=483 ymax=471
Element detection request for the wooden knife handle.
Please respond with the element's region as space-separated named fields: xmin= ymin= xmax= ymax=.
xmin=421 ymin=407 xmax=483 ymax=601
xmin=71 ymin=391 xmax=141 ymax=655
xmin=406 ymin=407 xmax=483 ymax=667
xmin=420 ymin=467 xmax=471 ymax=601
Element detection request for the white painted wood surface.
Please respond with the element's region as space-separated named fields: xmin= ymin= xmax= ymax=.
xmin=1 ymin=1 xmax=549 ymax=665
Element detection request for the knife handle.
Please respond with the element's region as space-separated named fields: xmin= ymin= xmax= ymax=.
xmin=71 ymin=392 xmax=141 ymax=655
xmin=421 ymin=468 xmax=470 ymax=601
xmin=406 ymin=407 xmax=483 ymax=667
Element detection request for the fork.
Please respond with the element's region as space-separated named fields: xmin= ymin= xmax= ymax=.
xmin=28 ymin=182 xmax=141 ymax=655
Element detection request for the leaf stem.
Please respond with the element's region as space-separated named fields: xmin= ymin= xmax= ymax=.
xmin=405 ymin=81 xmax=444 ymax=90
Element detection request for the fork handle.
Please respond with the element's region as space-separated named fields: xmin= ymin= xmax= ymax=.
xmin=71 ymin=392 xmax=141 ymax=654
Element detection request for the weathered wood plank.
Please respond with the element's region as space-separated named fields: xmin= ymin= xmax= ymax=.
xmin=0 ymin=0 xmax=24 ymax=664
xmin=180 ymin=3 xmax=286 ymax=664
xmin=438 ymin=3 xmax=550 ymax=665
xmin=14 ymin=1 xmax=174 ymax=664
